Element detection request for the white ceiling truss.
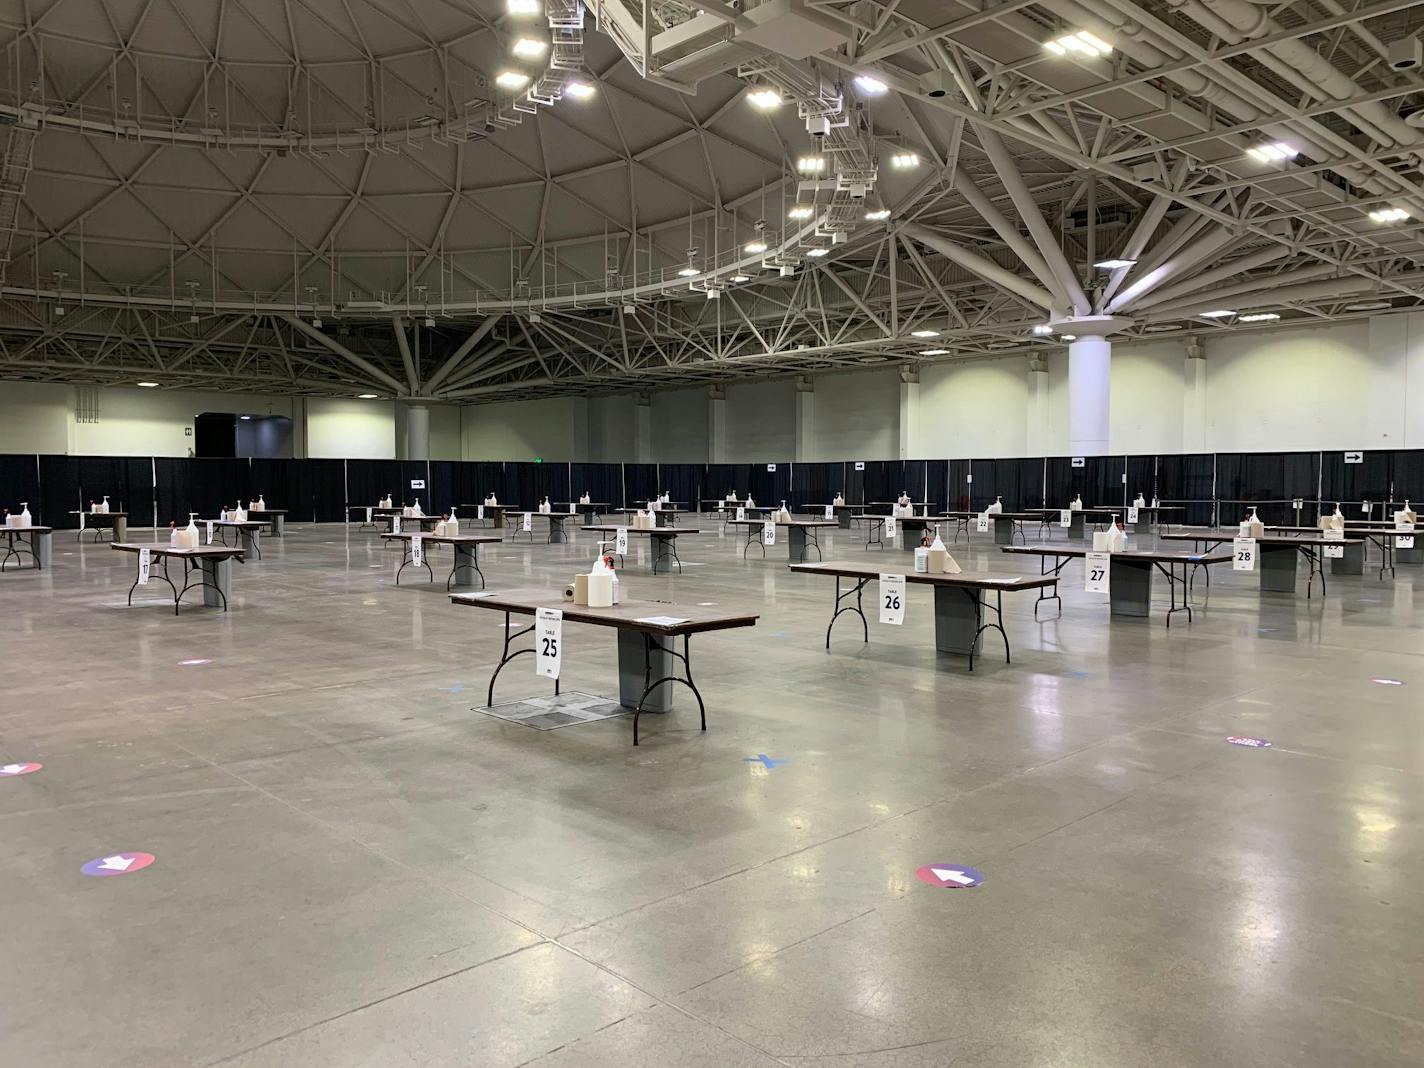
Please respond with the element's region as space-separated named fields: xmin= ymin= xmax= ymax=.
xmin=0 ymin=0 xmax=1423 ymax=401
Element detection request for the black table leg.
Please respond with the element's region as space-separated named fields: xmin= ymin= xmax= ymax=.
xmin=826 ymin=576 xmax=870 ymax=648
xmin=484 ymin=612 xmax=553 ymax=706
xmin=633 ymin=633 xmax=705 ymax=746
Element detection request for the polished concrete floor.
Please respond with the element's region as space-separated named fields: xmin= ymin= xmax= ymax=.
xmin=2 ymin=519 xmax=1422 ymax=1066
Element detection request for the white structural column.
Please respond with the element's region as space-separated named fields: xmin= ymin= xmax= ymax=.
xmin=405 ymin=403 xmax=430 ymax=460
xmin=1067 ymin=337 xmax=1111 ymax=456
xmin=1182 ymin=339 xmax=1207 ymax=453
xmin=1026 ymin=357 xmax=1050 ymax=455
xmin=898 ymin=368 xmax=919 ymax=460
xmin=708 ymin=386 xmax=727 ymax=464
xmin=794 ymin=377 xmax=814 ymax=461
xmin=634 ymin=394 xmax=652 ymax=463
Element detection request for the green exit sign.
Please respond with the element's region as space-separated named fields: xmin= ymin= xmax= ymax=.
xmin=534 ymin=457 xmax=543 ymax=463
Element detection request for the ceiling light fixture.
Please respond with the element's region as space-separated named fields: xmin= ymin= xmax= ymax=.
xmin=747 ymin=87 xmax=782 ymax=110
xmin=677 ymin=266 xmax=700 ymax=277
xmin=890 ymin=151 xmax=920 ymax=169
xmin=865 ymin=208 xmax=890 ymax=221
xmin=1345 ymin=301 xmax=1391 ymax=312
xmin=357 ymin=393 xmax=379 ymax=399
xmin=239 ymin=415 xmax=252 ymax=420
xmin=731 ymin=274 xmax=750 ymax=283
xmin=137 ymin=381 xmax=159 ymax=388
xmin=1031 ymin=324 xmax=1054 ymax=335
xmin=1237 ymin=312 xmax=1281 ymax=322
xmin=911 ymin=329 xmax=940 ymax=338
xmin=496 ymin=70 xmax=530 ymax=89
xmin=1043 ymin=30 xmax=1112 ymax=58
xmin=921 ymin=348 xmax=949 ymax=356
xmin=511 ymin=37 xmax=547 ymax=57
xmin=506 ymin=0 xmax=539 ymax=13
xmin=744 ymin=240 xmax=768 ymax=254
xmin=1197 ymin=309 xmax=1235 ymax=318
xmin=564 ymin=81 xmax=596 ymax=99
xmin=1060 ymin=334 xmax=1078 ymax=341
xmin=1246 ymin=141 xmax=1297 ymax=164
xmin=797 ymin=155 xmax=826 ymax=173
xmin=788 ymin=205 xmax=814 ymax=219
xmin=854 ymin=74 xmax=888 ymax=95
xmin=805 ymin=247 xmax=829 ymax=257
xmin=1369 ymin=206 xmax=1410 ymax=223
xmin=1094 ymin=258 xmax=1136 ymax=270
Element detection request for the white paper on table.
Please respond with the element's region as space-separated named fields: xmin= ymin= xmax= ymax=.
xmin=411 ymin=534 xmax=423 ymax=567
xmin=615 ymin=527 xmax=629 ymax=555
xmin=391 ymin=515 xmax=401 ymax=534
xmin=138 ymin=547 xmax=151 ymax=585
xmin=1059 ymin=509 xmax=1071 ymax=528
xmin=477 ymin=505 xmax=485 ymax=520
xmin=883 ymin=516 xmax=897 ymax=541
xmin=535 ymin=607 xmax=562 ymax=679
xmin=635 ymin=615 xmax=690 ymax=627
xmin=975 ymin=513 xmax=989 ymax=534
xmin=762 ymin=519 xmax=776 ymax=546
xmin=878 ymin=573 xmax=906 ymax=625
xmin=1362 ymin=501 xmax=1371 ymax=515
xmin=522 ymin=512 xmax=533 ymax=532
xmin=1233 ymin=536 xmax=1256 ymax=571
xmin=1127 ymin=506 xmax=1140 ymax=524
xmin=1084 ymin=551 xmax=1110 ymax=594
xmin=824 ymin=505 xmax=834 ymax=519
xmin=735 ymin=506 xmax=746 ymax=521
xmin=1323 ymin=529 xmax=1345 ymax=559
xmin=205 ymin=520 xmax=214 ymax=546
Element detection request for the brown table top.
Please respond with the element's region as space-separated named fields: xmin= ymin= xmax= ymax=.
xmin=391 ymin=514 xmax=444 ymax=526
xmin=726 ymin=517 xmax=839 ymax=529
xmin=69 ymin=510 xmax=128 ymax=517
xmin=1003 ymin=545 xmax=1235 ymax=563
xmin=110 ymin=542 xmax=245 ymax=559
xmin=789 ymin=560 xmax=1058 ymax=591
xmin=3 ymin=525 xmax=52 ymax=533
xmin=582 ymin=525 xmax=702 ymax=535
xmin=1162 ymin=530 xmax=1364 ymax=547
xmin=380 ymin=532 xmax=502 ymax=545
xmin=450 ymin=588 xmax=759 ymax=635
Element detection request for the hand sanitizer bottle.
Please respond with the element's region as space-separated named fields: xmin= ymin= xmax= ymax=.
xmin=18 ymin=502 xmax=31 ymax=528
xmin=169 ymin=521 xmax=179 ymax=547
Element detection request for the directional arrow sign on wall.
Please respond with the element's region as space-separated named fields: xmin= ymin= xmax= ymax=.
xmin=1344 ymin=452 xmax=1364 ymax=464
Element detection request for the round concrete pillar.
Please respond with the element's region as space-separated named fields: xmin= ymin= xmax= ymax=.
xmin=1068 ymin=336 xmax=1110 ymax=456
xmin=405 ymin=403 xmax=430 ymax=461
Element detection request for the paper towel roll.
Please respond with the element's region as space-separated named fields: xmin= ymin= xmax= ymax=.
xmin=562 ymin=584 xmax=576 ymax=602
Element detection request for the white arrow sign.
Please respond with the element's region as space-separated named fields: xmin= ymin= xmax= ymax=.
xmin=1344 ymin=451 xmax=1364 ymax=464
xmin=98 ymin=855 xmax=136 ymax=871
xmin=931 ymin=867 xmax=975 ymax=885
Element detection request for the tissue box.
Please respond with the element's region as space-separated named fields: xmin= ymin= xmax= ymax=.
xmin=914 ymin=547 xmax=929 ymax=573
xmin=573 ymin=574 xmax=589 ymax=605
xmin=1092 ymin=531 xmax=1109 ymax=552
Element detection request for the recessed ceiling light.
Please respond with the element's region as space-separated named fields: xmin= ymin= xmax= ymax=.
xmin=920 ymin=348 xmax=949 ymax=356
xmin=854 ymin=74 xmax=888 ymax=95
xmin=797 ymin=155 xmax=826 ymax=173
xmin=1369 ymin=206 xmax=1410 ymax=223
xmin=1238 ymin=312 xmax=1281 ymax=322
xmin=137 ymin=381 xmax=159 ymax=387
xmin=1094 ymin=258 xmax=1136 ymax=270
xmin=911 ymin=329 xmax=939 ymax=338
xmin=357 ymin=393 xmax=379 ymax=399
xmin=865 ymin=209 xmax=890 ymax=221
xmin=239 ymin=415 xmax=252 ymax=420
xmin=1043 ymin=30 xmax=1112 ymax=58
xmin=730 ymin=274 xmax=750 ymax=283
xmin=564 ymin=81 xmax=595 ymax=100
xmin=805 ymin=248 xmax=829 ymax=257
xmin=511 ymin=37 xmax=547 ymax=57
xmin=678 ymin=266 xmax=700 ymax=277
xmin=788 ymin=205 xmax=814 ymax=219
xmin=1031 ymin=324 xmax=1054 ymax=335
xmin=747 ymin=88 xmax=782 ymax=110
xmin=1345 ymin=301 xmax=1391 ymax=312
xmin=1197 ymin=309 xmax=1235 ymax=318
xmin=507 ymin=0 xmax=539 ymax=13
xmin=1059 ymin=334 xmax=1077 ymax=341
xmin=496 ymin=70 xmax=529 ymax=89
xmin=1246 ymin=141 xmax=1297 ymax=164
xmin=744 ymin=240 xmax=768 ymax=254
xmin=890 ymin=151 xmax=919 ymax=169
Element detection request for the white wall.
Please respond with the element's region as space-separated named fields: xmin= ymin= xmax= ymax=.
xmin=461 ymin=397 xmax=576 ymax=460
xmin=308 ymin=398 xmax=394 ymax=458
xmin=650 ymin=388 xmax=709 ymax=462
xmin=0 ymin=382 xmax=70 ymax=454
xmin=723 ymin=380 xmax=795 ymax=461
xmin=916 ymin=357 xmax=1032 ymax=458
xmin=808 ymin=370 xmax=899 ymax=460
xmin=589 ymin=394 xmax=636 ymax=461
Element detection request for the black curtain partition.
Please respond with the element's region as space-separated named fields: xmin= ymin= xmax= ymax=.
xmin=946 ymin=459 xmax=971 ymax=512
xmin=859 ymin=460 xmax=903 ymax=506
xmin=658 ymin=463 xmax=703 ymax=509
xmin=1390 ymin=449 xmax=1424 ymax=508
xmin=1156 ymin=454 xmax=1215 ymax=526
xmin=346 ymin=459 xmax=404 ymax=509
xmin=624 ymin=463 xmax=658 ymax=507
xmin=792 ymin=461 xmax=840 ymax=510
xmin=570 ymin=462 xmax=621 ymax=507
xmin=451 ymin=461 xmax=504 ymax=506
xmin=1125 ymin=455 xmax=1155 ymax=504
xmin=1045 ymin=456 xmax=1124 ymax=511
xmin=1220 ymin=451 xmax=1324 ymax=525
xmin=0 ymin=454 xmax=42 ymax=524
xmin=156 ymin=457 xmax=251 ymax=525
xmin=1321 ymin=450 xmax=1391 ymax=515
